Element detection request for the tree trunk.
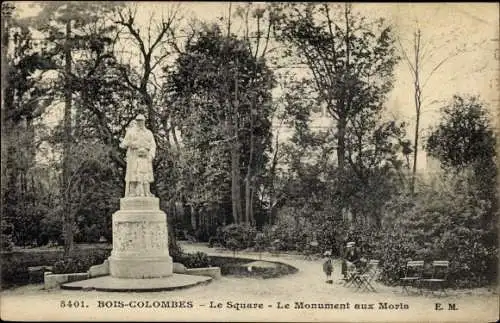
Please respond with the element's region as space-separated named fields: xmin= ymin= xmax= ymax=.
xmin=62 ymin=19 xmax=74 ymax=259
xmin=411 ymin=103 xmax=420 ymax=193
xmin=268 ymin=133 xmax=280 ymax=225
xmin=250 ymin=180 xmax=255 ymax=225
xmin=231 ymin=131 xmax=242 ymax=224
xmin=244 ymin=110 xmax=255 ymax=225
xmin=410 ymin=30 xmax=422 ymax=194
xmin=230 ymin=58 xmax=243 ymax=225
xmin=190 ymin=204 xmax=197 ymax=231
xmin=337 ymin=116 xmax=347 ymax=170
xmin=244 ymin=176 xmax=251 ymax=224
xmin=339 ymin=4 xmax=350 ymax=172
xmin=1 ymin=4 xmax=12 ymax=213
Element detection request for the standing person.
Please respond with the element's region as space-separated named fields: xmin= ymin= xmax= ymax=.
xmin=322 ymin=250 xmax=334 ymax=284
xmin=120 ymin=114 xmax=156 ymax=197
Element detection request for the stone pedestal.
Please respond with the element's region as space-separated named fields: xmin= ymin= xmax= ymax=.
xmin=108 ymin=197 xmax=173 ymax=278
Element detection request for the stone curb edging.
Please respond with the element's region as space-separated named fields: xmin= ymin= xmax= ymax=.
xmin=60 ymin=276 xmax=213 ymax=292
xmin=44 ymin=272 xmax=89 ymax=289
xmin=44 ymin=263 xmax=221 ymax=289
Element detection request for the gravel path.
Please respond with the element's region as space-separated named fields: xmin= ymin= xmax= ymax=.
xmin=1 ymin=242 xmax=497 ymax=322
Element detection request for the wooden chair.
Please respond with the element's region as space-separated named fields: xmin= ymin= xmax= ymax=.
xmin=400 ymin=260 xmax=424 ymax=294
xmin=420 ymin=260 xmax=449 ymax=297
xmin=356 ymin=260 xmax=381 ymax=292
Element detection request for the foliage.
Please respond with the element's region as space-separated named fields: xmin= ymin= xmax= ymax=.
xmin=260 ymin=211 xmax=312 ymax=252
xmin=0 ymin=218 xmax=14 ymax=251
xmin=272 ymin=3 xmax=407 ymax=230
xmin=2 ymin=13 xmax=57 ymax=248
xmin=0 ymin=252 xmax=25 ymax=286
xmin=52 ymin=253 xmax=109 ymax=274
xmin=426 ymin=95 xmax=496 ymax=170
xmin=174 ymin=252 xmax=211 ymax=269
xmin=377 ymin=171 xmax=498 ymax=287
xmin=165 ymin=23 xmax=276 ymax=225
xmin=426 ymin=94 xmax=497 ymax=252
xmin=272 ymin=3 xmax=400 ymax=171
xmin=220 ymin=224 xmax=257 ymax=250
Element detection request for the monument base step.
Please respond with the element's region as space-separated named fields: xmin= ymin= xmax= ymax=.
xmin=60 ymin=273 xmax=212 ymax=292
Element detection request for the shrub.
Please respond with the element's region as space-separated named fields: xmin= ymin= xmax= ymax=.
xmin=208 ymin=227 xmax=224 ymax=248
xmin=221 ymin=224 xmax=257 ymax=250
xmin=169 ymin=236 xmax=184 ymax=261
xmin=53 ymin=258 xmax=84 ymax=274
xmin=261 ymin=214 xmax=313 ymax=252
xmin=377 ymin=171 xmax=498 ymax=288
xmin=372 ymin=231 xmax=420 ymax=285
xmin=52 ymin=253 xmax=109 ymax=274
xmin=173 ymin=252 xmax=210 ymax=268
xmin=0 ymin=252 xmax=25 ymax=286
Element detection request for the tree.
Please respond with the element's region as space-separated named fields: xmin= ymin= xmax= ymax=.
xmin=273 ymin=3 xmax=404 ymax=226
xmin=1 ymin=3 xmax=15 ymax=219
xmin=113 ymin=4 xmax=180 ymax=148
xmin=426 ymin=94 xmax=497 ymax=221
xmin=273 ymin=3 xmax=399 ymax=173
xmin=22 ymin=1 xmax=123 ymax=256
xmin=426 ymin=95 xmax=495 ymax=169
xmin=396 ymin=22 xmax=475 ymax=193
xmin=233 ymin=3 xmax=277 ymax=227
xmin=166 ymin=24 xmax=275 ymax=226
xmin=2 ymin=3 xmax=59 ymax=249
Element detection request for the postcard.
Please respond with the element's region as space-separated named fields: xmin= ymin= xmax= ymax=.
xmin=1 ymin=2 xmax=498 ymax=322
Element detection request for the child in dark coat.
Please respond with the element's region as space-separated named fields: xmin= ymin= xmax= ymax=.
xmin=322 ymin=250 xmax=333 ymax=284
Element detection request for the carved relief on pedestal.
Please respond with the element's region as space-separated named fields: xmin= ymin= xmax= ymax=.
xmin=113 ymin=221 xmax=168 ymax=253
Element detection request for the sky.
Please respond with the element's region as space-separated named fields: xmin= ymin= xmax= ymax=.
xmin=12 ymin=2 xmax=500 ymax=171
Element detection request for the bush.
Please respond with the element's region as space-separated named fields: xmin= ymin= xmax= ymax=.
xmin=261 ymin=213 xmax=313 ymax=252
xmin=0 ymin=252 xmax=25 ymax=286
xmin=208 ymin=227 xmax=224 ymax=248
xmin=170 ymin=241 xmax=209 ymax=269
xmin=372 ymin=231 xmax=420 ymax=285
xmin=52 ymin=253 xmax=109 ymax=274
xmin=53 ymin=258 xmax=85 ymax=274
xmin=169 ymin=236 xmax=184 ymax=261
xmin=220 ymin=224 xmax=257 ymax=250
xmin=173 ymin=251 xmax=210 ymax=268
xmin=377 ymin=171 xmax=498 ymax=288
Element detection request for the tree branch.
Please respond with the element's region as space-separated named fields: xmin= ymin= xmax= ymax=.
xmin=397 ymin=36 xmax=417 ymax=76
xmin=421 ymin=50 xmax=463 ymax=89
xmin=115 ymin=8 xmax=148 ymax=58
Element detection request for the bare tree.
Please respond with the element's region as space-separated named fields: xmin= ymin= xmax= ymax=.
xmin=114 ymin=4 xmax=181 ymax=138
xmin=398 ymin=28 xmax=470 ymax=193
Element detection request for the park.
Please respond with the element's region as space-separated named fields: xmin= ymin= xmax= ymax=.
xmin=0 ymin=2 xmax=498 ymax=322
